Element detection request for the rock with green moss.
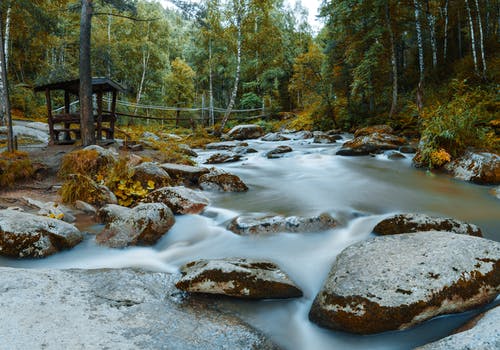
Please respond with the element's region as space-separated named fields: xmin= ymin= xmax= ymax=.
xmin=96 ymin=203 xmax=174 ymax=248
xmin=372 ymin=213 xmax=483 ymax=237
xmin=176 ymin=258 xmax=303 ymax=299
xmin=337 ymin=133 xmax=407 ymax=156
xmin=0 ymin=209 xmax=83 ymax=258
xmin=309 ymin=232 xmax=500 ymax=334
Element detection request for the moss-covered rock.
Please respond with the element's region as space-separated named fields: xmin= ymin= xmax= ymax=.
xmin=337 ymin=133 xmax=407 ymax=156
xmin=199 ymin=168 xmax=248 ymax=192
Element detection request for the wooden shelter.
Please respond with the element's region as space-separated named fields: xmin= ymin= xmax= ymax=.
xmin=35 ymin=78 xmax=124 ymax=144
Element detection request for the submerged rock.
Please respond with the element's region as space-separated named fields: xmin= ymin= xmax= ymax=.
xmin=444 ymin=151 xmax=500 ymax=185
xmin=0 ymin=209 xmax=83 ymax=258
xmin=416 ymin=305 xmax=500 ymax=350
xmin=372 ymin=213 xmax=483 ymax=237
xmin=0 ymin=268 xmax=279 ymax=350
xmin=337 ymin=133 xmax=407 ymax=156
xmin=159 ymin=163 xmax=209 ymax=186
xmin=176 ymin=258 xmax=303 ymax=299
xmin=228 ymin=213 xmax=337 ymax=235
xmin=227 ymin=124 xmax=264 ymax=140
xmin=204 ymin=153 xmax=242 ymax=164
xmin=386 ymin=150 xmax=406 ymax=160
xmin=199 ymin=168 xmax=248 ymax=192
xmin=309 ymin=232 xmax=500 ymax=334
xmin=142 ymin=186 xmax=209 ymax=215
xmin=96 ymin=203 xmax=174 ymax=248
xmin=266 ymin=145 xmax=293 ymax=159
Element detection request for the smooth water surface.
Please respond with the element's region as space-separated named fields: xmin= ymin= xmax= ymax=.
xmin=2 ymin=137 xmax=499 ymax=349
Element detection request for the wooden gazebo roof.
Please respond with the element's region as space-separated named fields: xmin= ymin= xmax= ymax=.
xmin=34 ymin=77 xmax=125 ymax=95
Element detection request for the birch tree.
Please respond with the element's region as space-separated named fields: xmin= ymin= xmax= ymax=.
xmin=464 ymin=0 xmax=478 ymax=73
xmin=0 ymin=12 xmax=14 ymax=151
xmin=424 ymin=0 xmax=438 ymax=68
xmin=385 ymin=1 xmax=398 ymax=118
xmin=413 ymin=0 xmax=425 ymax=113
xmin=474 ymin=0 xmax=487 ymax=76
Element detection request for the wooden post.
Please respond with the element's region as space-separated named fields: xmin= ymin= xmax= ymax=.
xmin=45 ymin=89 xmax=55 ymax=144
xmin=96 ymin=90 xmax=103 ymax=141
xmin=110 ymin=90 xmax=117 ymax=139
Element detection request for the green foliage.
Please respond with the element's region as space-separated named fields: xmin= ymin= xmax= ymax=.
xmin=0 ymin=151 xmax=34 ymax=188
xmin=240 ymin=93 xmax=261 ymax=109
xmin=60 ymin=174 xmax=108 ymax=205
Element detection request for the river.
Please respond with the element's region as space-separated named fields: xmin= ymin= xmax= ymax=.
xmin=2 ymin=135 xmax=499 ymax=349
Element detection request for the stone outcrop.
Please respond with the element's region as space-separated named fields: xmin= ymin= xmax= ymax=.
xmin=132 ymin=162 xmax=171 ymax=188
xmin=96 ymin=203 xmax=175 ymax=248
xmin=159 ymin=163 xmax=209 ymax=186
xmin=204 ymin=153 xmax=242 ymax=164
xmin=142 ymin=186 xmax=209 ymax=215
xmin=309 ymin=232 xmax=500 ymax=334
xmin=176 ymin=258 xmax=303 ymax=299
xmin=0 ymin=209 xmax=83 ymax=258
xmin=372 ymin=213 xmax=483 ymax=237
xmin=444 ymin=151 xmax=500 ymax=185
xmin=228 ymin=213 xmax=337 ymax=235
xmin=199 ymin=168 xmax=248 ymax=192
xmin=416 ymin=305 xmax=500 ymax=350
xmin=337 ymin=133 xmax=407 ymax=156
xmin=266 ymin=146 xmax=293 ymax=159
xmin=227 ymin=125 xmax=264 ymax=140
xmin=0 ymin=268 xmax=279 ymax=350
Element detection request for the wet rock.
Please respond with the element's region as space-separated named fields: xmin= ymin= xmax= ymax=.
xmin=309 ymin=231 xmax=500 ymax=334
xmin=0 ymin=268 xmax=279 ymax=350
xmin=444 ymin=151 xmax=500 ymax=185
xmin=372 ymin=213 xmax=483 ymax=237
xmin=204 ymin=153 xmax=242 ymax=164
xmin=416 ymin=305 xmax=500 ymax=350
xmin=179 ymin=144 xmax=198 ymax=157
xmin=96 ymin=203 xmax=175 ymax=248
xmin=386 ymin=150 xmax=406 ymax=160
xmin=266 ymin=145 xmax=293 ymax=159
xmin=227 ymin=124 xmax=264 ymax=140
xmin=199 ymin=168 xmax=248 ymax=192
xmin=0 ymin=209 xmax=83 ymax=258
xmin=288 ymin=130 xmax=313 ymax=140
xmin=159 ymin=163 xmax=209 ymax=186
xmin=228 ymin=213 xmax=337 ymax=235
xmin=491 ymin=186 xmax=500 ymax=199
xmin=261 ymin=132 xmax=290 ymax=141
xmin=336 ymin=133 xmax=407 ymax=156
xmin=142 ymin=186 xmax=209 ymax=215
xmin=354 ymin=124 xmax=394 ymax=137
xmin=233 ymin=146 xmax=258 ymax=154
xmin=399 ymin=145 xmax=417 ymax=154
xmin=205 ymin=141 xmax=243 ymax=150
xmin=132 ymin=162 xmax=171 ymax=188
xmin=176 ymin=258 xmax=303 ymax=299
xmin=313 ymin=133 xmax=342 ymax=144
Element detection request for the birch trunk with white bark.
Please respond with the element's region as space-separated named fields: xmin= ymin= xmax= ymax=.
xmin=465 ymin=0 xmax=479 ymax=73
xmin=474 ymin=0 xmax=487 ymax=76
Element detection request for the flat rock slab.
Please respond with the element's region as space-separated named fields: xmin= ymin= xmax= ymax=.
xmin=199 ymin=168 xmax=248 ymax=192
xmin=160 ymin=163 xmax=209 ymax=185
xmin=0 ymin=268 xmax=279 ymax=350
xmin=309 ymin=231 xmax=500 ymax=334
xmin=416 ymin=305 xmax=500 ymax=350
xmin=228 ymin=213 xmax=337 ymax=235
xmin=176 ymin=258 xmax=303 ymax=299
xmin=96 ymin=203 xmax=175 ymax=248
xmin=372 ymin=213 xmax=483 ymax=237
xmin=0 ymin=209 xmax=83 ymax=258
xmin=142 ymin=186 xmax=209 ymax=215
xmin=444 ymin=151 xmax=500 ymax=185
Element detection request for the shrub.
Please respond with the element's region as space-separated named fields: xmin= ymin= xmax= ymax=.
xmin=58 ymin=149 xmax=115 ymax=179
xmin=0 ymin=151 xmax=34 ymax=188
xmin=60 ymin=174 xmax=108 ymax=205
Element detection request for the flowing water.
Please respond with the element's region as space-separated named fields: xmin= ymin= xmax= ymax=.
xmin=2 ymin=136 xmax=499 ymax=349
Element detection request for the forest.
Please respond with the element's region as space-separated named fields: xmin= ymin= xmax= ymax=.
xmin=0 ymin=0 xmax=498 ymax=167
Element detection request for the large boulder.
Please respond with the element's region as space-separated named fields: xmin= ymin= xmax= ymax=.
xmin=199 ymin=168 xmax=248 ymax=192
xmin=204 ymin=153 xmax=242 ymax=164
xmin=142 ymin=186 xmax=209 ymax=215
xmin=266 ymin=145 xmax=293 ymax=159
xmin=444 ymin=151 xmax=500 ymax=185
xmin=372 ymin=213 xmax=483 ymax=237
xmin=176 ymin=258 xmax=303 ymax=299
xmin=227 ymin=124 xmax=264 ymax=140
xmin=354 ymin=124 xmax=394 ymax=137
xmin=0 ymin=268 xmax=279 ymax=350
xmin=309 ymin=232 xmax=500 ymax=334
xmin=313 ymin=133 xmax=342 ymax=144
xmin=228 ymin=213 xmax=337 ymax=235
xmin=159 ymin=163 xmax=209 ymax=186
xmin=337 ymin=133 xmax=407 ymax=156
xmin=96 ymin=203 xmax=175 ymax=248
xmin=416 ymin=305 xmax=500 ymax=350
xmin=132 ymin=162 xmax=171 ymax=188
xmin=0 ymin=209 xmax=83 ymax=258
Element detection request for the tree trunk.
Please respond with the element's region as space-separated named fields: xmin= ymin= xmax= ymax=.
xmin=413 ymin=0 xmax=425 ymax=84
xmin=0 ymin=14 xmax=13 ymax=151
xmin=425 ymin=0 xmax=438 ymax=67
xmin=458 ymin=9 xmax=463 ymax=58
xmin=209 ymin=38 xmax=214 ymax=127
xmin=386 ymin=1 xmax=398 ymax=119
xmin=134 ymin=47 xmax=150 ymax=116
xmin=79 ymin=0 xmax=95 ymax=146
xmin=216 ymin=12 xmax=242 ymax=136
xmin=4 ymin=3 xmax=11 ymax=69
xmin=474 ymin=0 xmax=487 ymax=76
xmin=443 ymin=0 xmax=449 ymax=62
xmin=465 ymin=0 xmax=479 ymax=74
